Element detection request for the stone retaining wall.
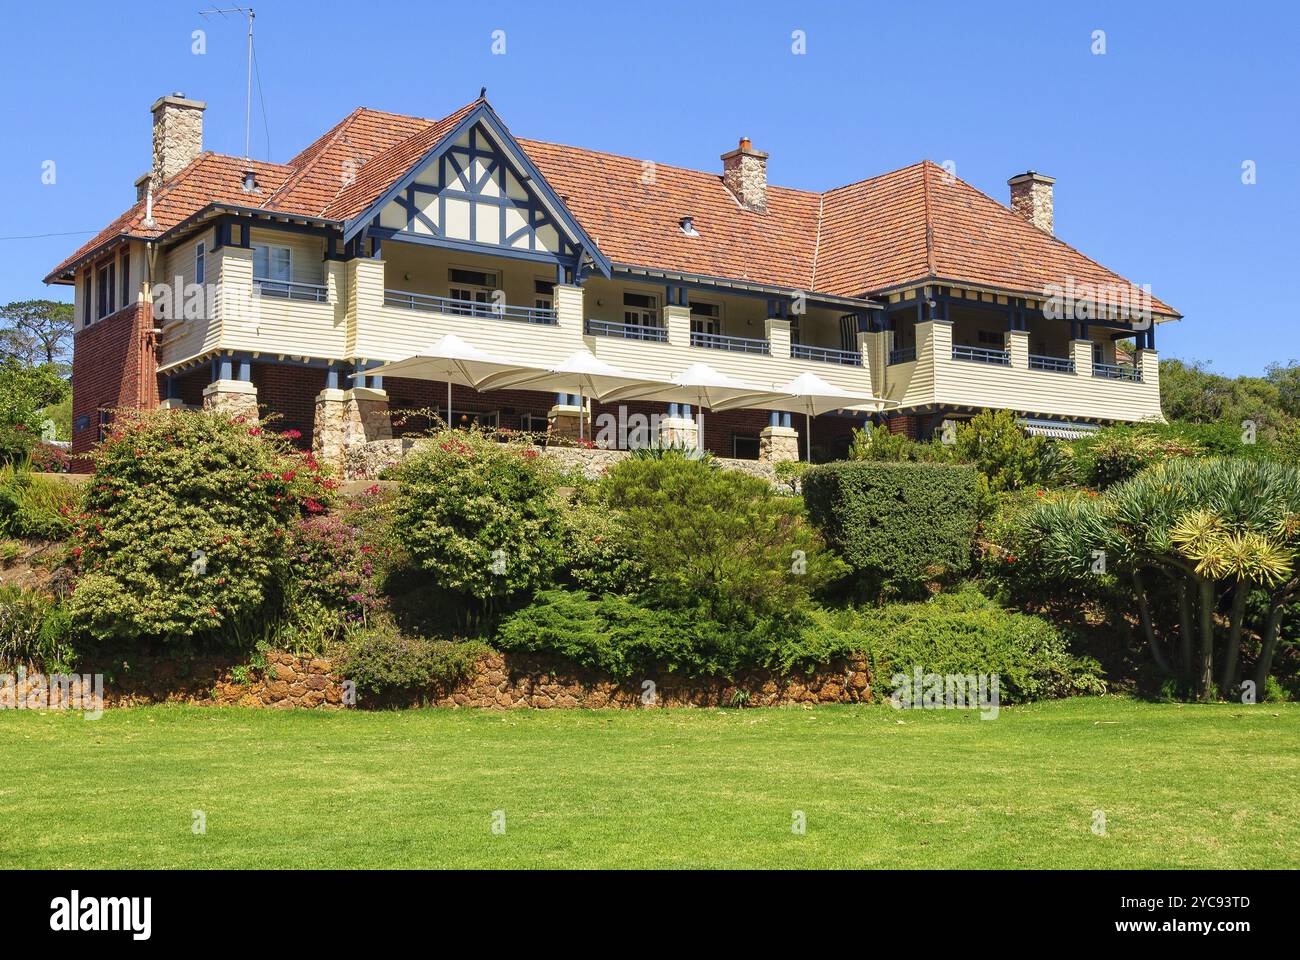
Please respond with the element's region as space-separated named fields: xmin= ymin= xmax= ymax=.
xmin=345 ymin=439 xmax=781 ymax=485
xmin=11 ymin=650 xmax=872 ymax=711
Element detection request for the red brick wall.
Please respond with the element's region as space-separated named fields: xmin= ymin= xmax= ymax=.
xmin=252 ymin=363 xmax=325 ymax=448
xmin=70 ymin=302 xmax=158 ymax=465
xmin=886 ymin=414 xmax=920 ymax=440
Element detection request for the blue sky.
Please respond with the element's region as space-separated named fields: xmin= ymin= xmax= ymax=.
xmin=2 ymin=0 xmax=1295 ymax=376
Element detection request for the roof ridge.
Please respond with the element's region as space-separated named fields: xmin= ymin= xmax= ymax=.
xmin=810 ymin=193 xmax=824 ymax=290
xmin=932 ymin=166 xmax=1174 ymax=312
xmin=517 ymin=136 xmax=824 ymax=198
xmin=921 ymin=160 xmax=936 ymax=276
xmin=270 ymin=107 xmax=393 ymax=215
xmin=820 ymin=159 xmax=930 ymax=199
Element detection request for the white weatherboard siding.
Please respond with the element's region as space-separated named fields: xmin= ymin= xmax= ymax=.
xmin=886 ymin=320 xmax=1161 ymax=422
xmin=182 ymin=246 xmax=1160 ymax=424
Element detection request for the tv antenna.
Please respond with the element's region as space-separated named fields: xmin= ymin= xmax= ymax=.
xmin=199 ymin=6 xmax=256 ymax=160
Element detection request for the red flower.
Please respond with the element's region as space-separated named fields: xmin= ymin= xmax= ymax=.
xmin=304 ymin=498 xmax=325 ymax=514
xmin=281 ymin=429 xmax=302 ymax=440
xmin=248 ymin=426 xmax=262 ymax=436
xmin=281 ymin=470 xmax=297 ymax=483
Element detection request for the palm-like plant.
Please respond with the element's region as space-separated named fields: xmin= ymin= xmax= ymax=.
xmin=1028 ymin=457 xmax=1300 ymax=700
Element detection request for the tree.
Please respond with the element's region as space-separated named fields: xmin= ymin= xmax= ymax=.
xmin=0 ymin=359 xmax=71 ymax=465
xmin=1027 ymin=457 xmax=1300 ymax=700
xmin=0 ymin=299 xmax=74 ymax=369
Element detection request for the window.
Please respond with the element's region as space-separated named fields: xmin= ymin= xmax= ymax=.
xmin=253 ymin=244 xmax=292 ymax=281
xmin=733 ymin=435 xmax=760 ymax=460
xmin=519 ymin=413 xmax=549 ymax=434
xmin=534 ymin=279 xmax=555 ymax=311
xmin=977 ymin=329 xmax=1004 ymax=346
xmin=623 ymin=291 xmax=658 ymax=326
xmin=120 ymin=250 xmax=130 ymax=305
xmin=1093 ymin=343 xmax=1105 ymax=365
xmin=448 ymin=267 xmax=497 ymax=314
xmin=96 ymin=261 xmax=115 ymax=319
xmin=689 ymin=300 xmax=721 ymax=336
xmin=97 ymin=410 xmax=113 ymax=443
xmin=82 ymin=274 xmax=91 ymax=325
xmin=195 ymin=241 xmax=205 ymax=285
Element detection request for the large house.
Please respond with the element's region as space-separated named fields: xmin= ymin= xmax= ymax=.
xmin=46 ymin=91 xmax=1178 ymax=469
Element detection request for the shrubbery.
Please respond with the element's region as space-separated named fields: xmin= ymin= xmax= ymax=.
xmin=338 ymin=625 xmax=486 ymax=700
xmin=389 ymin=432 xmax=566 ymax=615
xmin=803 ymin=460 xmax=978 ymax=598
xmin=597 ymin=451 xmax=842 ymax=626
xmin=497 ymin=588 xmax=746 ymax=678
xmin=782 ymin=586 xmax=1106 ymax=703
xmin=0 ymin=585 xmax=74 ymax=671
xmin=0 ymin=360 xmax=68 ymax=466
xmin=1063 ymin=421 xmax=1280 ymax=490
xmin=67 ymin=409 xmax=335 ymax=645
xmin=0 ymin=462 xmax=77 ymax=541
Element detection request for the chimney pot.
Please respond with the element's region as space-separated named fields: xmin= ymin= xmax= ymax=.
xmin=721 ymin=137 xmax=768 ymax=213
xmin=150 ymin=93 xmax=206 ymax=194
xmin=1007 ymin=170 xmax=1055 ymax=235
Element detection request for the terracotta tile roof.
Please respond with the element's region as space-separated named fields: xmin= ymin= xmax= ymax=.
xmin=268 ymin=106 xmax=447 ymax=218
xmin=45 ymin=153 xmax=295 ymax=283
xmin=518 ymin=138 xmax=824 ymax=291
xmin=320 ymin=100 xmax=477 ymax=221
xmin=47 ymin=101 xmax=1180 ymax=318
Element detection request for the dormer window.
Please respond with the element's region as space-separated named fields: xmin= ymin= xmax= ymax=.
xmin=679 ymin=216 xmax=699 ymax=237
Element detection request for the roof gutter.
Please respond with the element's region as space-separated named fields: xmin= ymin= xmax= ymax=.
xmin=45 ymin=203 xmax=344 ymax=285
xmin=614 ymin=264 xmax=883 ymax=311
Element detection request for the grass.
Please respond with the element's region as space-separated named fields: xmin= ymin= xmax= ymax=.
xmin=1 ymin=697 xmax=1298 ymax=868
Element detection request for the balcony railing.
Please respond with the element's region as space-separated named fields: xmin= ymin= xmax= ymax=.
xmin=690 ymin=331 xmax=771 ymax=355
xmin=384 ymin=289 xmax=558 ymax=325
xmin=1093 ymin=361 xmax=1143 ymax=382
xmin=1028 ymin=354 xmax=1076 ymax=374
xmin=585 ymin=318 xmax=668 ymax=342
xmin=791 ymin=343 xmax=863 ymax=366
xmin=952 ymin=344 xmax=1011 ymax=366
xmin=888 ymin=346 xmax=917 ymax=365
xmin=255 ymin=278 xmax=328 ymax=303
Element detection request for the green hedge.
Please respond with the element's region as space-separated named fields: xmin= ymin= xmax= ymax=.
xmin=802 ymin=460 xmax=978 ymax=596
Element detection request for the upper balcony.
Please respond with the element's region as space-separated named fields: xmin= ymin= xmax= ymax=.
xmin=882 ymin=318 xmax=1162 ymax=423
xmin=359 ymin=240 xmax=880 ymax=399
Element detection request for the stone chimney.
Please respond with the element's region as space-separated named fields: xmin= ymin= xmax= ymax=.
xmin=721 ymin=137 xmax=768 ymax=213
xmin=150 ymin=93 xmax=206 ymax=192
xmin=1008 ymin=171 xmax=1055 ymax=234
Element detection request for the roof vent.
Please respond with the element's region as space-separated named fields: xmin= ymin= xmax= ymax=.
xmin=679 ymin=216 xmax=699 ymax=237
xmin=242 ymin=168 xmax=259 ymax=194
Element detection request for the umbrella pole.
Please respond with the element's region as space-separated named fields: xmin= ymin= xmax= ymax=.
xmin=447 ymin=381 xmax=452 ymax=432
xmin=579 ymin=391 xmax=584 ymax=441
xmin=805 ymin=410 xmax=812 ymax=463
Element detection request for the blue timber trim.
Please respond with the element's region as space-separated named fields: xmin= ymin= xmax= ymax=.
xmin=342 ymin=101 xmax=612 ymax=278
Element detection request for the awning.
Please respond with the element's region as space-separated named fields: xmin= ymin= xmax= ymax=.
xmin=1018 ymin=418 xmax=1100 ymax=440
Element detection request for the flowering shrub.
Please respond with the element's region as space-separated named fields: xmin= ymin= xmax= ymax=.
xmin=0 ymin=462 xmax=78 ymax=541
xmin=67 ymin=409 xmax=335 ymax=645
xmin=271 ymin=513 xmax=385 ymax=653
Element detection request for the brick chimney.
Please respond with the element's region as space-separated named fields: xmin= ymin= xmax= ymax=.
xmin=150 ymin=93 xmax=206 ymax=192
xmin=1008 ymin=171 xmax=1055 ymax=234
xmin=721 ymin=137 xmax=768 ymax=213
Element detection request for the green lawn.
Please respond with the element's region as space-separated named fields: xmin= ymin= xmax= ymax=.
xmin=1 ymin=697 xmax=1297 ymax=868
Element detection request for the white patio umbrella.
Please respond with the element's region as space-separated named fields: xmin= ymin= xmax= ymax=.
xmin=606 ymin=362 xmax=788 ymax=454
xmin=713 ymin=370 xmax=883 ymax=462
xmin=360 ymin=333 xmax=538 ymax=430
xmin=476 ymin=349 xmax=671 ymax=441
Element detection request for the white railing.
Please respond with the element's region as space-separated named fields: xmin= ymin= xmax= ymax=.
xmin=791 ymin=343 xmax=863 ymax=366
xmin=585 ymin=318 xmax=668 ymax=342
xmin=690 ymin=330 xmax=771 ymax=355
xmin=952 ymin=344 xmax=1011 ymax=366
xmin=384 ymin=289 xmax=558 ymax=325
xmin=1093 ymin=360 xmax=1142 ymax=382
xmin=255 ymin=278 xmax=328 ymax=303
